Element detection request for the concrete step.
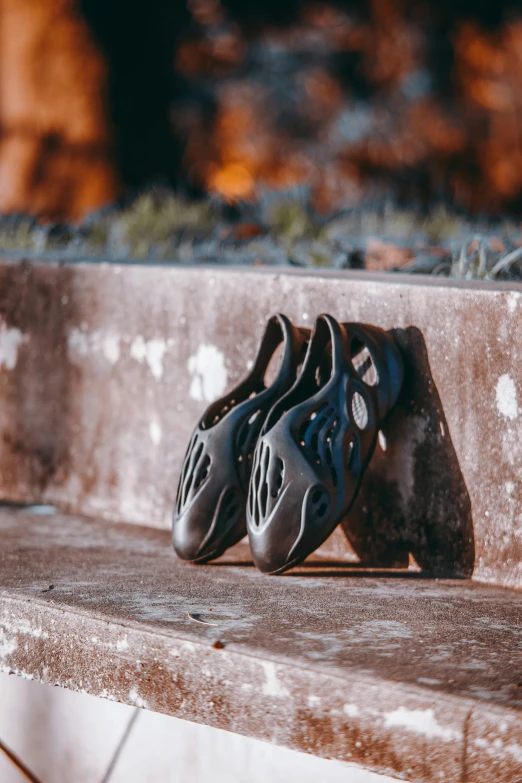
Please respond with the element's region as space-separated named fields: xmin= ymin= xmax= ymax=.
xmin=0 ymin=506 xmax=521 ymax=783
xmin=0 ymin=259 xmax=520 ymax=588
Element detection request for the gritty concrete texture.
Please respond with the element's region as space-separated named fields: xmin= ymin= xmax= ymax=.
xmin=0 ymin=673 xmax=402 ymax=783
xmin=0 ymin=259 xmax=520 ymax=587
xmin=0 ymin=507 xmax=521 ymax=782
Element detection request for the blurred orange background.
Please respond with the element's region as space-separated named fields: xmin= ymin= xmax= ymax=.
xmin=1 ymin=0 xmax=521 ymax=221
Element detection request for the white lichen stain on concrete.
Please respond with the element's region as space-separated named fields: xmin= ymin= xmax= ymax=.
xmin=507 ymin=743 xmax=522 ymax=763
xmin=505 ymin=481 xmax=515 ymax=496
xmin=308 ymin=695 xmax=321 ymax=708
xmin=102 ymin=333 xmax=121 ymax=364
xmin=1 ymin=618 xmax=48 ymax=639
xmin=496 ymin=374 xmax=519 ymax=421
xmin=68 ymin=328 xmax=121 ymax=365
xmin=474 ymin=736 xmax=522 ymax=764
xmin=188 ymin=343 xmax=228 ymax=402
xmin=90 ymin=634 xmax=129 ymax=652
xmin=384 ymin=707 xmax=462 ymax=742
xmin=149 ymin=418 xmax=162 ymax=446
xmin=260 ymin=661 xmax=290 ymax=698
xmin=128 ymin=686 xmax=147 ymax=708
xmin=0 ymin=324 xmax=28 ymax=370
xmin=130 ymin=336 xmax=167 ymax=380
xmin=343 ymin=703 xmax=360 ymax=718
xmin=507 ymin=291 xmax=521 ymax=314
xmin=0 ymin=628 xmax=17 ymax=658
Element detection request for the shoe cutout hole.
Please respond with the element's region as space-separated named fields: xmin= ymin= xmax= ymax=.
xmin=351 ymin=338 xmax=379 ymax=387
xmin=182 ymin=473 xmax=194 ymax=508
xmin=180 ymin=440 xmax=204 ymax=508
xmin=311 ymin=488 xmax=322 ymax=504
xmin=248 ymin=480 xmax=255 ymax=518
xmin=271 ymin=457 xmax=284 ymax=498
xmin=251 ymin=447 xmax=263 ymax=527
xmin=224 ymin=506 xmax=236 ymax=524
xmin=298 ymin=403 xmax=329 ymax=446
xmin=236 ymin=408 xmax=265 ymax=482
xmin=194 ymin=454 xmax=211 ymax=491
xmin=309 ymin=487 xmax=330 ymax=521
xmin=176 ymin=433 xmax=198 ymax=512
xmin=264 ymin=342 xmax=284 ymax=387
xmin=352 ymin=392 xmax=369 ymax=429
xmin=258 ymin=444 xmax=271 ymax=518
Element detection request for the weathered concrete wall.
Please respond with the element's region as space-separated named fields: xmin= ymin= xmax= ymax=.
xmin=0 ymin=259 xmax=520 ymax=588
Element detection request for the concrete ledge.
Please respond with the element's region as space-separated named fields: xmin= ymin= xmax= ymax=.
xmin=1 ymin=507 xmax=521 ymax=783
xmin=0 ymin=259 xmax=520 ymax=587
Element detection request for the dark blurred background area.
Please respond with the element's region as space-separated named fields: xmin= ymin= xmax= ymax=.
xmin=1 ymin=0 xmax=522 ymax=222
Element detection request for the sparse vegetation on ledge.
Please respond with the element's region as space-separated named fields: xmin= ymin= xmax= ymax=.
xmin=0 ymin=187 xmax=521 ymax=281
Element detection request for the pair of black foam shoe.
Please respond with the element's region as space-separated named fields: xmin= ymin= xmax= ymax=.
xmin=173 ymin=313 xmax=403 ymax=575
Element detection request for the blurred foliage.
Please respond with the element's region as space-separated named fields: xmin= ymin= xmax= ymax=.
xmin=0 ymin=188 xmax=521 ymax=281
xmin=113 ymin=192 xmax=219 ymax=258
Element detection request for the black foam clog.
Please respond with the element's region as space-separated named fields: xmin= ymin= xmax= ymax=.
xmin=247 ymin=314 xmax=403 ymax=574
xmin=173 ymin=314 xmax=309 ymax=563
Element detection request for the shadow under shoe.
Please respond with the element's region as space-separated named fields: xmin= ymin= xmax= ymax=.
xmin=173 ymin=314 xmax=309 ymax=563
xmin=247 ymin=314 xmax=403 ymax=574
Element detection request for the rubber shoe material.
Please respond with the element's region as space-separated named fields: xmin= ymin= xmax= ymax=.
xmin=173 ymin=314 xmax=309 ymax=563
xmin=246 ymin=314 xmax=403 ymax=574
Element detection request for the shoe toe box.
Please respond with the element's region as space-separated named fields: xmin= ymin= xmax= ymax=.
xmin=173 ymin=480 xmax=245 ymax=563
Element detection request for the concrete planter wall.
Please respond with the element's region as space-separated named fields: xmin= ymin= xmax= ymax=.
xmin=0 ymin=259 xmax=520 ymax=588
xmin=0 ymin=258 xmax=522 ymax=783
